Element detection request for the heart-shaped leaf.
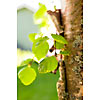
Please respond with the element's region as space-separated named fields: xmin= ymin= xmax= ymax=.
xmin=32 ymin=37 xmax=49 ymax=61
xmin=34 ymin=3 xmax=47 ymax=24
xmin=18 ymin=67 xmax=36 ymax=85
xmin=51 ymin=34 xmax=68 ymax=44
xmin=38 ymin=56 xmax=58 ymax=73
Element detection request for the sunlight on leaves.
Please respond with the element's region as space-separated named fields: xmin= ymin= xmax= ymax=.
xmin=51 ymin=34 xmax=68 ymax=44
xmin=38 ymin=56 xmax=58 ymax=73
xmin=18 ymin=67 xmax=36 ymax=85
xmin=34 ymin=3 xmax=47 ymax=24
xmin=32 ymin=37 xmax=49 ymax=61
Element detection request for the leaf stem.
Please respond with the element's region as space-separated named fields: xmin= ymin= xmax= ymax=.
xmin=54 ymin=40 xmax=57 ymax=57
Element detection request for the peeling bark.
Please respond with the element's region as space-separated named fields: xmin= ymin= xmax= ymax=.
xmin=47 ymin=9 xmax=69 ymax=100
xmin=57 ymin=60 xmax=68 ymax=100
xmin=61 ymin=0 xmax=83 ymax=100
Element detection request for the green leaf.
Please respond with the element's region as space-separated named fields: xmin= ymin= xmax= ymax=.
xmin=54 ymin=41 xmax=64 ymax=49
xmin=38 ymin=56 xmax=58 ymax=73
xmin=34 ymin=3 xmax=47 ymax=24
xmin=32 ymin=37 xmax=49 ymax=60
xmin=60 ymin=51 xmax=70 ymax=55
xmin=21 ymin=59 xmax=33 ymax=66
xmin=29 ymin=33 xmax=37 ymax=42
xmin=18 ymin=67 xmax=36 ymax=85
xmin=51 ymin=34 xmax=68 ymax=44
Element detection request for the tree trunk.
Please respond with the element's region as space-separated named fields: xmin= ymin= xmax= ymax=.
xmin=60 ymin=0 xmax=83 ymax=100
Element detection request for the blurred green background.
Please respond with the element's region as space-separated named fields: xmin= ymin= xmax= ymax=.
xmin=17 ymin=6 xmax=59 ymax=100
xmin=17 ymin=65 xmax=59 ymax=100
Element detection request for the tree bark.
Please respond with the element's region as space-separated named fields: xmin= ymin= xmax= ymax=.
xmin=60 ymin=0 xmax=83 ymax=100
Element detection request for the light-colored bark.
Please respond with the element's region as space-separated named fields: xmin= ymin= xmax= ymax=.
xmin=60 ymin=0 xmax=83 ymax=100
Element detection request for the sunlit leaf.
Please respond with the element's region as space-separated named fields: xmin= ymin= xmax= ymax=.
xmin=29 ymin=33 xmax=37 ymax=42
xmin=38 ymin=56 xmax=58 ymax=73
xmin=18 ymin=67 xmax=36 ymax=85
xmin=60 ymin=50 xmax=70 ymax=55
xmin=34 ymin=3 xmax=47 ymax=24
xmin=51 ymin=34 xmax=68 ymax=44
xmin=32 ymin=37 xmax=49 ymax=60
xmin=54 ymin=41 xmax=64 ymax=49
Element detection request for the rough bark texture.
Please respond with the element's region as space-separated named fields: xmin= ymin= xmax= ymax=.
xmin=61 ymin=0 xmax=83 ymax=100
xmin=57 ymin=60 xmax=68 ymax=100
